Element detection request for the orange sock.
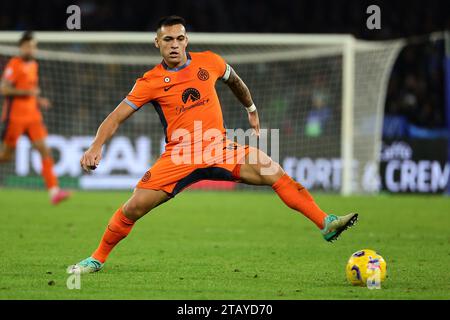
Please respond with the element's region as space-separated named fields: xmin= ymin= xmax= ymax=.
xmin=272 ymin=173 xmax=327 ymax=229
xmin=42 ymin=157 xmax=58 ymax=189
xmin=92 ymin=207 xmax=135 ymax=263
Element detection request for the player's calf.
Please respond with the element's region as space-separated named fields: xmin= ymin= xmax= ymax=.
xmin=68 ymin=188 xmax=170 ymax=273
xmin=271 ymin=173 xmax=359 ymax=240
xmin=240 ymin=150 xmax=359 ymax=239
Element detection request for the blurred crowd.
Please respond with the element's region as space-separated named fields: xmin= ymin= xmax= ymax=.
xmin=1 ymin=0 xmax=448 ymax=39
xmin=383 ymin=40 xmax=447 ymax=139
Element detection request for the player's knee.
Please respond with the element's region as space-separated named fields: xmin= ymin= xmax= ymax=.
xmin=122 ymin=201 xmax=148 ymax=220
xmin=123 ymin=196 xmax=161 ymax=220
xmin=240 ymin=160 xmax=283 ymax=186
xmin=260 ymin=168 xmax=283 ymax=185
xmin=258 ymin=158 xmax=284 ymax=186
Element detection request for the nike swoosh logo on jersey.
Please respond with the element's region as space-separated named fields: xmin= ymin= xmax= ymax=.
xmin=164 ymin=85 xmax=175 ymax=91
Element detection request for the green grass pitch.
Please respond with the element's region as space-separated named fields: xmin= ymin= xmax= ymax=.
xmin=0 ymin=188 xmax=449 ymax=299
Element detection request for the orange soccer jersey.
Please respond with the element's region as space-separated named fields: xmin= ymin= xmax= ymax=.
xmin=124 ymin=51 xmax=249 ymax=196
xmin=1 ymin=57 xmax=41 ymax=122
xmin=125 ymin=51 xmax=229 ymax=150
xmin=1 ymin=57 xmax=46 ymax=147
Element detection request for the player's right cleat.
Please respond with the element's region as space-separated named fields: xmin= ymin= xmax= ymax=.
xmin=321 ymin=213 xmax=358 ymax=242
xmin=67 ymin=257 xmax=103 ymax=274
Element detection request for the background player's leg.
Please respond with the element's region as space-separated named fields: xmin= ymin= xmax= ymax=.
xmin=0 ymin=121 xmax=22 ymax=162
xmin=0 ymin=143 xmax=15 ymax=162
xmin=239 ymin=148 xmax=328 ymax=229
xmin=33 ymin=138 xmax=71 ymax=204
xmin=32 ymin=139 xmax=57 ymax=189
xmin=91 ymin=188 xmax=170 ymax=263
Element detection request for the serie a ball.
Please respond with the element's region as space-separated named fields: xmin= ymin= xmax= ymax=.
xmin=346 ymin=249 xmax=387 ymax=286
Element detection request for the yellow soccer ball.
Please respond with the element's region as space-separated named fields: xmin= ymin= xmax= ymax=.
xmin=346 ymin=249 xmax=387 ymax=286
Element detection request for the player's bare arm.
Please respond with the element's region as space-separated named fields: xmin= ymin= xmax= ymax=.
xmin=1 ymin=79 xmax=51 ymax=110
xmin=80 ymin=101 xmax=135 ymax=172
xmin=225 ymin=67 xmax=260 ymax=136
xmin=0 ymin=78 xmax=39 ymax=97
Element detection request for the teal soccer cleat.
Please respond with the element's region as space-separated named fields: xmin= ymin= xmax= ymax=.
xmin=321 ymin=213 xmax=358 ymax=242
xmin=67 ymin=257 xmax=103 ymax=274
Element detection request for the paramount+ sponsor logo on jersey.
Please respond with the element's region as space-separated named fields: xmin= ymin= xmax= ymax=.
xmin=176 ymin=88 xmax=209 ymax=115
xmin=182 ymin=88 xmax=201 ymax=103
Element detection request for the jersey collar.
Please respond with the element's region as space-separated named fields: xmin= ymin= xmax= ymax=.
xmin=161 ymin=52 xmax=191 ymax=72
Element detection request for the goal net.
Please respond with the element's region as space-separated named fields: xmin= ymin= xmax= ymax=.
xmin=0 ymin=32 xmax=403 ymax=194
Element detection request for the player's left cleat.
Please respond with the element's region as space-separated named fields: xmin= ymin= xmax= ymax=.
xmin=321 ymin=213 xmax=358 ymax=242
xmin=51 ymin=189 xmax=71 ymax=205
xmin=67 ymin=257 xmax=103 ymax=274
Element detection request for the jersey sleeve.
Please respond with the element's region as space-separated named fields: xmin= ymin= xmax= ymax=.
xmin=207 ymin=51 xmax=231 ymax=81
xmin=2 ymin=59 xmax=18 ymax=84
xmin=123 ymin=76 xmax=153 ymax=110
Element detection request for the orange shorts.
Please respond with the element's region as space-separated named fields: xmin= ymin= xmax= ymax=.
xmin=1 ymin=120 xmax=48 ymax=148
xmin=137 ymin=139 xmax=250 ymax=197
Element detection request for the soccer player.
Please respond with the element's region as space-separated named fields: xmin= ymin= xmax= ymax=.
xmin=0 ymin=31 xmax=70 ymax=205
xmin=69 ymin=16 xmax=358 ymax=274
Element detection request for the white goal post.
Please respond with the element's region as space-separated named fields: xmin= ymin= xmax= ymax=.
xmin=0 ymin=32 xmax=404 ymax=194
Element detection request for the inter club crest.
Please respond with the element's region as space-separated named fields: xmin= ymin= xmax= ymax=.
xmin=197 ymin=68 xmax=209 ymax=81
xmin=141 ymin=171 xmax=151 ymax=182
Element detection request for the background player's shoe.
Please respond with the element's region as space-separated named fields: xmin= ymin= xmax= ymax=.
xmin=51 ymin=189 xmax=71 ymax=205
xmin=67 ymin=257 xmax=103 ymax=274
xmin=321 ymin=213 xmax=358 ymax=242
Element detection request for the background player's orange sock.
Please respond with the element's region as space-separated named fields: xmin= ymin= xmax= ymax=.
xmin=272 ymin=173 xmax=327 ymax=229
xmin=92 ymin=207 xmax=135 ymax=263
xmin=42 ymin=157 xmax=58 ymax=190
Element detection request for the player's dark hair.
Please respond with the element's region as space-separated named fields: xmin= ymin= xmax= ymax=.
xmin=18 ymin=31 xmax=34 ymax=46
xmin=157 ymin=15 xmax=186 ymax=31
